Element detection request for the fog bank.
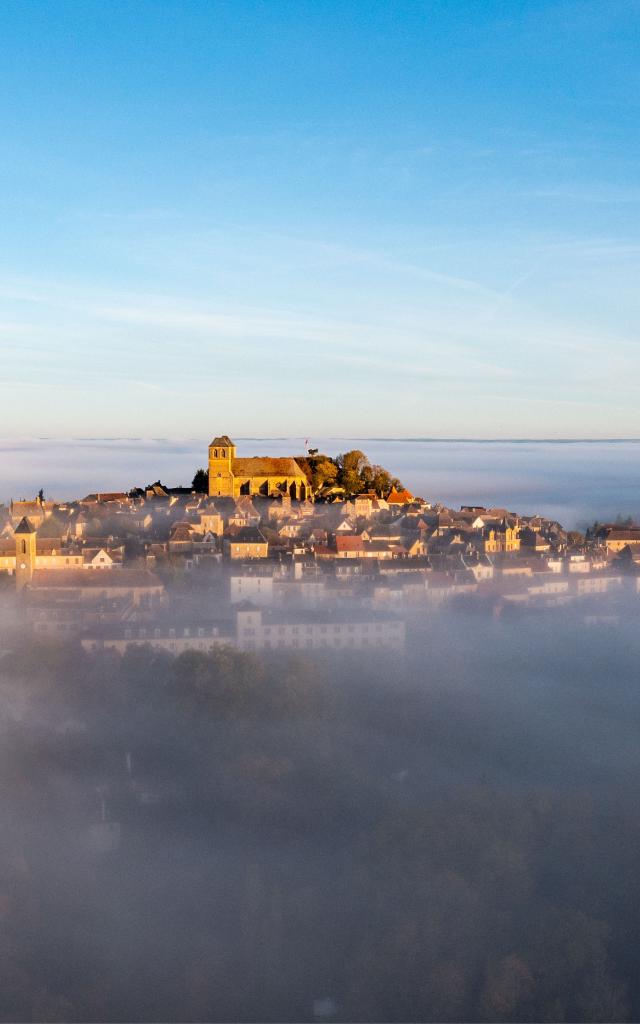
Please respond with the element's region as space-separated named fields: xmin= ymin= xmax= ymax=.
xmin=3 ymin=436 xmax=640 ymax=526
xmin=1 ymin=606 xmax=639 ymax=1021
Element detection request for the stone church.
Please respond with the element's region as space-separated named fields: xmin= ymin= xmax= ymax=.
xmin=208 ymin=436 xmax=309 ymax=500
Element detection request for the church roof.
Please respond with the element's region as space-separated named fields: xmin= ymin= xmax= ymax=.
xmin=210 ymin=436 xmax=234 ymax=447
xmin=232 ymin=457 xmax=305 ymax=478
xmin=14 ymin=516 xmax=36 ymax=535
xmin=11 ymin=500 xmax=43 ymax=518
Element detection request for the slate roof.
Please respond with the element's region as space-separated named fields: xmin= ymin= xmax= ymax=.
xmin=227 ymin=527 xmax=267 ymax=544
xmin=11 ymin=501 xmax=43 ymax=518
xmin=14 ymin=516 xmax=36 ymax=535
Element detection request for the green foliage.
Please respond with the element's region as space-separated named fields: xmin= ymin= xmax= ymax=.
xmin=296 ymin=454 xmax=339 ymax=492
xmin=336 ymin=449 xmax=368 ymax=495
xmin=335 ymin=449 xmax=402 ymax=497
xmin=298 ymin=449 xmax=401 ymax=497
xmin=311 ymin=457 xmax=339 ymax=490
xmin=168 ymin=647 xmax=328 ymax=721
xmin=361 ymin=463 xmax=401 ymax=496
xmin=191 ymin=468 xmax=209 ymax=493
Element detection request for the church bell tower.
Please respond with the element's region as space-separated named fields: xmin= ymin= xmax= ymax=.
xmin=14 ymin=517 xmax=37 ymax=590
xmin=208 ymin=435 xmax=236 ymax=497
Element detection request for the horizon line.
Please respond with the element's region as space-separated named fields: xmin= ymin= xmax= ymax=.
xmin=3 ymin=435 xmax=640 ymax=446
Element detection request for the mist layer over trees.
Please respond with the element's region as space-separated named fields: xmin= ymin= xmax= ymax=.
xmin=1 ymin=609 xmax=639 ymax=1022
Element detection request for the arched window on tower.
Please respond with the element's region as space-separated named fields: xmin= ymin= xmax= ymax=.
xmin=21 ymin=540 xmax=26 ymax=555
xmin=213 ymin=449 xmax=218 ymax=458
xmin=221 ymin=449 xmax=226 ymax=458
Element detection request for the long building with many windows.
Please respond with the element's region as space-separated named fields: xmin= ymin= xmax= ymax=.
xmin=80 ymin=605 xmax=405 ymax=654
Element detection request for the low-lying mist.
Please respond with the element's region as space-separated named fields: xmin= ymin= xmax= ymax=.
xmin=4 ymin=436 xmax=640 ymax=526
xmin=1 ymin=608 xmax=639 ymax=1022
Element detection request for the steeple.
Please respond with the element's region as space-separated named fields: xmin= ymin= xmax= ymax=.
xmin=209 ymin=435 xmax=236 ymax=459
xmin=208 ymin=435 xmax=236 ymax=497
xmin=14 ymin=516 xmax=37 ymax=589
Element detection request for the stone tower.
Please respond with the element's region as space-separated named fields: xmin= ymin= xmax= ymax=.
xmin=14 ymin=516 xmax=37 ymax=590
xmin=208 ymin=435 xmax=236 ymax=497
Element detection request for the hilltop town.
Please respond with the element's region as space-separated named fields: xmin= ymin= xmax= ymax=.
xmin=2 ymin=434 xmax=639 ymax=654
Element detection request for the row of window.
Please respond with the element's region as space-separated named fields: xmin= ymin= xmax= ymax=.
xmin=241 ymin=622 xmax=391 ymax=636
xmin=244 ymin=637 xmax=396 ymax=649
xmin=124 ymin=626 xmax=209 ymax=639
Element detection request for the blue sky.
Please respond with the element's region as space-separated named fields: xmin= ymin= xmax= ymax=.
xmin=1 ymin=0 xmax=639 ymax=438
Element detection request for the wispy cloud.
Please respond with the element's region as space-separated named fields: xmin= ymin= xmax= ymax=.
xmin=522 ymin=185 xmax=640 ymax=204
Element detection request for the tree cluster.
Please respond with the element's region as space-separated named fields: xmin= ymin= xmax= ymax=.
xmin=585 ymin=515 xmax=636 ymax=541
xmin=191 ymin=468 xmax=209 ymax=493
xmin=297 ymin=448 xmax=402 ymax=498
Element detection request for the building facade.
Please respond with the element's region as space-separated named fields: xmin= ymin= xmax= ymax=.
xmin=208 ymin=435 xmax=309 ymax=500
